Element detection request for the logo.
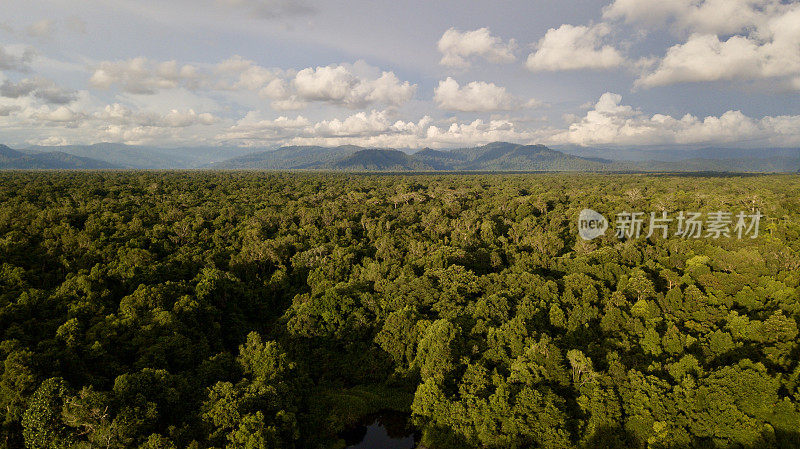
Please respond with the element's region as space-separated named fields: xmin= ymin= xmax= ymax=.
xmin=578 ymin=209 xmax=608 ymax=240
xmin=576 ymin=209 xmax=763 ymax=241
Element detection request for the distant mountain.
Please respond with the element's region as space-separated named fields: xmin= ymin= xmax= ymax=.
xmin=0 ymin=144 xmax=25 ymax=160
xmin=629 ymin=156 xmax=800 ymax=173
xmin=0 ymin=145 xmax=118 ymax=169
xmin=332 ymin=149 xmax=434 ymax=171
xmin=414 ymin=147 xmax=466 ymax=170
xmin=443 ymin=142 xmax=609 ymax=170
xmin=26 ymin=143 xmax=251 ymax=169
xmin=214 ymin=142 xmax=611 ymax=171
xmin=209 ymin=145 xmax=365 ymax=169
xmin=26 ymin=143 xmax=181 ymax=169
xmin=560 ymin=145 xmax=800 ymax=162
xmin=4 ymin=141 xmax=799 ymax=172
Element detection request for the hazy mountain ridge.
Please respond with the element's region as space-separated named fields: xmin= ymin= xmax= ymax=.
xmin=332 ymin=149 xmax=434 ymax=171
xmin=0 ymin=144 xmax=25 ymax=160
xmin=0 ymin=144 xmax=119 ymax=169
xmin=2 ymin=141 xmax=799 ymax=171
xmin=560 ymin=145 xmax=800 ymax=162
xmin=215 ymin=142 xmax=615 ymax=171
xmin=216 ymin=142 xmax=800 ymax=172
xmin=210 ymin=145 xmax=364 ymax=169
xmin=25 ymin=143 xmax=251 ymax=169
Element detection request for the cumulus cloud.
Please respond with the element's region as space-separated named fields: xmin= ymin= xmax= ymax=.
xmin=220 ymin=110 xmax=406 ymax=143
xmin=636 ymin=5 xmax=800 ymax=87
xmin=437 ymin=27 xmax=516 ymax=67
xmin=293 ymin=65 xmax=358 ymax=102
xmin=603 ymin=0 xmax=800 ymax=88
xmin=87 ymin=56 xmax=416 ymax=111
xmin=0 ymin=45 xmax=34 ymax=72
xmin=526 ymin=23 xmax=625 ymax=71
xmin=0 ymin=92 xmax=220 ymax=146
xmin=229 ymin=111 xmax=310 ymax=131
xmin=603 ymin=0 xmax=784 ymax=35
xmin=311 ymin=110 xmax=408 ymax=137
xmin=551 ymin=92 xmax=800 ymax=147
xmin=218 ymin=112 xmax=316 ymax=144
xmin=90 ymin=58 xmax=202 ymax=94
xmin=32 ymin=106 xmax=84 ymax=126
xmin=270 ymin=95 xmax=307 ymax=111
xmin=217 ymin=108 xmax=537 ymax=148
xmin=433 ymin=77 xmax=522 ymax=112
xmin=0 ymin=77 xmax=77 ymax=104
xmin=215 ymin=55 xmax=281 ymax=92
xmin=292 ymin=65 xmax=416 ymax=108
xmin=94 ymin=103 xmax=218 ymax=128
xmin=214 ymin=57 xmax=416 ymax=109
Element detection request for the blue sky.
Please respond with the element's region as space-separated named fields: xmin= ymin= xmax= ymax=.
xmin=1 ymin=0 xmax=799 ymax=150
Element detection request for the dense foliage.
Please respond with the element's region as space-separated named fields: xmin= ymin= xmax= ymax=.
xmin=1 ymin=172 xmax=799 ymax=449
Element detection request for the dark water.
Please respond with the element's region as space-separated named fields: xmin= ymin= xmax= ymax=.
xmin=342 ymin=411 xmax=417 ymax=449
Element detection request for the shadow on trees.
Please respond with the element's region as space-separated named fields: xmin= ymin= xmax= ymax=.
xmin=580 ymin=424 xmax=800 ymax=449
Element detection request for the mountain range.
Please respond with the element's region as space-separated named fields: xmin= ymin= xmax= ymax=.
xmin=1 ymin=141 xmax=799 ymax=172
xmin=0 ymin=144 xmax=118 ymax=169
xmin=209 ymin=142 xmax=800 ymax=172
xmin=207 ymin=142 xmax=612 ymax=171
xmin=21 ymin=143 xmax=251 ymax=169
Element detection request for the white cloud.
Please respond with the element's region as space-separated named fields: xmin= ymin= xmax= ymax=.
xmin=424 ymin=118 xmax=534 ymax=146
xmin=636 ymin=5 xmax=800 ymax=88
xmin=293 ymin=65 xmax=355 ymax=102
xmin=526 ymin=23 xmax=625 ymax=71
xmin=28 ymin=136 xmax=70 ymax=146
xmin=362 ymin=72 xmax=417 ymax=106
xmin=0 ymin=90 xmax=221 ymax=148
xmin=433 ymin=77 xmax=522 ymax=112
xmin=217 ymin=112 xmax=311 ymax=143
xmin=215 ymin=55 xmax=280 ymax=92
xmin=603 ymin=0 xmax=800 ymax=88
xmin=292 ymin=64 xmax=416 ymax=108
xmin=311 ymin=110 xmax=404 ymax=137
xmin=270 ymin=95 xmax=307 ymax=111
xmin=213 ymin=57 xmax=416 ymax=109
xmin=260 ymin=78 xmax=289 ymax=99
xmin=94 ymin=103 xmax=218 ymax=128
xmin=82 ymin=56 xmax=416 ymax=121
xmin=551 ymin=92 xmax=800 ymax=147
xmin=437 ymin=27 xmax=517 ymax=67
xmin=603 ymin=0 xmax=784 ymax=36
xmin=90 ymin=57 xmax=202 ymax=94
xmin=234 ymin=111 xmax=310 ymax=130
xmin=217 ymin=108 xmax=537 ymax=148
xmin=32 ymin=106 xmax=84 ymax=125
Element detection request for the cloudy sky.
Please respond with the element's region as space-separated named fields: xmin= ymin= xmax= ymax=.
xmin=1 ymin=0 xmax=799 ymax=150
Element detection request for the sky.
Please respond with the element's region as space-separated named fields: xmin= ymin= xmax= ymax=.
xmin=1 ymin=0 xmax=799 ymax=150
